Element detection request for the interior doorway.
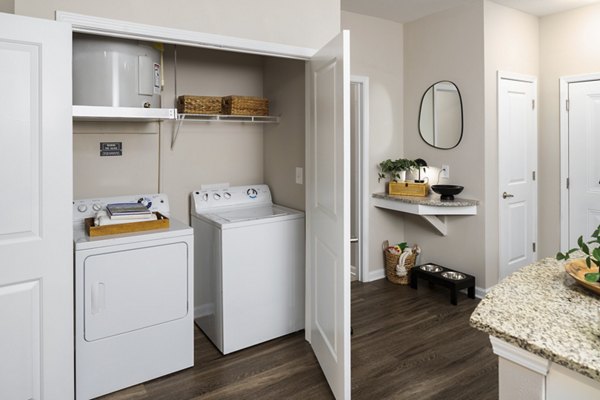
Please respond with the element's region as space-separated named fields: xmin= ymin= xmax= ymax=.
xmin=497 ymin=71 xmax=538 ymax=280
xmin=350 ymin=76 xmax=370 ymax=282
xmin=560 ymin=73 xmax=600 ymax=248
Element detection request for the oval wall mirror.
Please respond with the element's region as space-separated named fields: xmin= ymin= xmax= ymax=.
xmin=418 ymin=81 xmax=463 ymax=149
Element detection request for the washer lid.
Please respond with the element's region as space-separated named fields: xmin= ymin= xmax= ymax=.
xmin=216 ymin=205 xmax=289 ymax=223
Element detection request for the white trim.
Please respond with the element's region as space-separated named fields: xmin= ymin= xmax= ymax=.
xmin=490 ymin=336 xmax=551 ymax=376
xmin=367 ymin=268 xmax=386 ymax=282
xmin=194 ymin=304 xmax=214 ymax=319
xmin=351 ymin=75 xmax=370 ymax=283
xmin=56 ymin=11 xmax=316 ymax=60
xmin=559 ymin=72 xmax=600 ymax=250
xmin=474 ymin=286 xmax=489 ymax=299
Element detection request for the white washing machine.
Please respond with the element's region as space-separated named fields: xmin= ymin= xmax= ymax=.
xmin=73 ymin=194 xmax=193 ymax=400
xmin=191 ymin=184 xmax=304 ymax=354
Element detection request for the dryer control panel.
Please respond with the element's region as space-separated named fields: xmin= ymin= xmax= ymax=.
xmin=73 ymin=193 xmax=170 ymax=222
xmin=192 ymin=184 xmax=272 ymax=213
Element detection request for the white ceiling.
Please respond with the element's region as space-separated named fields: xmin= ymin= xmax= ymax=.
xmin=341 ymin=0 xmax=600 ymax=23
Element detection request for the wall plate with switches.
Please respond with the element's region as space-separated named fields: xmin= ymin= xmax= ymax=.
xmin=441 ymin=165 xmax=450 ymax=179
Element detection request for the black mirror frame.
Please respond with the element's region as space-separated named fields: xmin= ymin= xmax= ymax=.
xmin=418 ymin=80 xmax=464 ymax=150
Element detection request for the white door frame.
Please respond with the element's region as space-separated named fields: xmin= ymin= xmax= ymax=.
xmin=350 ymin=75 xmax=370 ymax=282
xmin=559 ymin=72 xmax=600 ymax=249
xmin=497 ymin=70 xmax=538 ymax=279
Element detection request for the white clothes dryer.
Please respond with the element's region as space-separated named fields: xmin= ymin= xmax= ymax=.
xmin=191 ymin=184 xmax=304 ymax=354
xmin=73 ymin=194 xmax=193 ymax=399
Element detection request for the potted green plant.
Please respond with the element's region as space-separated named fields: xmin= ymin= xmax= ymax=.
xmin=378 ymin=159 xmax=399 ymax=183
xmin=396 ymin=158 xmax=418 ymax=181
xmin=378 ymin=159 xmax=417 ymax=182
xmin=556 ymin=225 xmax=600 ymax=283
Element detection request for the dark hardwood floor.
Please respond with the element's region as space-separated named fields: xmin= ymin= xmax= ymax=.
xmin=99 ymin=279 xmax=497 ymax=400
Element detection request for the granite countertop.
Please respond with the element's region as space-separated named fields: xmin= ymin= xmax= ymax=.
xmin=372 ymin=192 xmax=479 ymax=207
xmin=470 ymin=257 xmax=600 ymax=382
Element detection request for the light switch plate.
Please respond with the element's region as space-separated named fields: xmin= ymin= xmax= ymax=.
xmin=441 ymin=165 xmax=450 ymax=179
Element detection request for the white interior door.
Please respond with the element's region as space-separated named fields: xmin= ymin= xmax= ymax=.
xmin=498 ymin=73 xmax=537 ymax=280
xmin=568 ymin=80 xmax=600 ymax=245
xmin=0 ymin=13 xmax=73 ymax=400
xmin=306 ymin=30 xmax=350 ymax=399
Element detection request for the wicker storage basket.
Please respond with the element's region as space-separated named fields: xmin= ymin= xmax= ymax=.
xmin=383 ymin=240 xmax=417 ymax=285
xmin=222 ymin=95 xmax=269 ymax=116
xmin=177 ymin=95 xmax=222 ymax=114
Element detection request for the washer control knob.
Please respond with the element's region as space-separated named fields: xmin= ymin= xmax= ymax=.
xmin=224 ymin=192 xmax=231 ymax=199
xmin=213 ymin=193 xmax=221 ymax=200
xmin=77 ymin=204 xmax=88 ymax=213
xmin=202 ymin=193 xmax=209 ymax=201
xmin=247 ymin=188 xmax=258 ymax=198
xmin=92 ymin=203 xmax=102 ymax=212
xmin=137 ymin=197 xmax=152 ymax=209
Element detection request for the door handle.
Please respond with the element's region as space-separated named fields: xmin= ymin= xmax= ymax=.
xmin=91 ymin=282 xmax=105 ymax=315
xmin=502 ymin=192 xmax=514 ymax=199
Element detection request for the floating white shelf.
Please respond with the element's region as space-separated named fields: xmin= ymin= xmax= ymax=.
xmin=171 ymin=113 xmax=281 ymax=149
xmin=73 ymin=105 xmax=176 ymax=122
xmin=177 ymin=113 xmax=280 ymax=123
xmin=371 ymin=193 xmax=478 ymax=236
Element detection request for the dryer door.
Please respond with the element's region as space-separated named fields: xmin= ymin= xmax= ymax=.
xmin=84 ymin=242 xmax=188 ymax=341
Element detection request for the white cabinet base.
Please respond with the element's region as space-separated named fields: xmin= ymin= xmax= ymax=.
xmin=490 ymin=336 xmax=600 ymax=400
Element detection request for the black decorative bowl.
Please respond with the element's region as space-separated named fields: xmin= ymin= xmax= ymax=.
xmin=431 ymin=185 xmax=464 ymax=201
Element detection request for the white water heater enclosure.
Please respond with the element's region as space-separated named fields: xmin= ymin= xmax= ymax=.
xmin=73 ymin=34 xmax=161 ymax=108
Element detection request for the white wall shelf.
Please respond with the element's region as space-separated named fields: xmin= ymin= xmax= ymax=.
xmin=171 ymin=114 xmax=281 ymax=149
xmin=73 ymin=105 xmax=176 ymax=122
xmin=371 ymin=192 xmax=478 ymax=236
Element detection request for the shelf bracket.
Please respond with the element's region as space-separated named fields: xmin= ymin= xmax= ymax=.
xmin=420 ymin=215 xmax=448 ymax=236
xmin=171 ymin=118 xmax=185 ymax=150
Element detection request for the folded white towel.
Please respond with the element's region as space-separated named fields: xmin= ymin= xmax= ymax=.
xmin=95 ymin=211 xmax=157 ymax=226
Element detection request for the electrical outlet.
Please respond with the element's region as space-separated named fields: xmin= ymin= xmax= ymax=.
xmin=441 ymin=165 xmax=450 ymax=179
xmin=296 ymin=167 xmax=303 ymax=184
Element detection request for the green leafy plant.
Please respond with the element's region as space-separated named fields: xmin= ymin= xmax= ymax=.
xmin=557 ymin=225 xmax=600 ymax=283
xmin=396 ymin=159 xmax=418 ymax=172
xmin=377 ymin=158 xmax=418 ymax=182
xmin=378 ymin=159 xmax=397 ymax=182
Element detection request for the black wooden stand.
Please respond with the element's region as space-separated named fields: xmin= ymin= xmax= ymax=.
xmin=410 ymin=263 xmax=475 ymax=305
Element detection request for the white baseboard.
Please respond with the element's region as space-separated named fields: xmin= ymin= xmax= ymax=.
xmin=475 ymin=286 xmax=489 ymax=299
xmin=366 ymin=268 xmax=385 ymax=282
xmin=194 ymin=303 xmax=214 ymax=319
xmin=458 ymin=286 xmax=489 ymax=299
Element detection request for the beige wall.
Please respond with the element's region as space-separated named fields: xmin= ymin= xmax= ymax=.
xmin=483 ymin=0 xmax=539 ymax=286
xmin=539 ymin=3 xmax=600 ymax=257
xmin=263 ymin=57 xmax=306 ymax=212
xmin=404 ymin=1 xmax=487 ymax=285
xmin=73 ymin=123 xmax=159 ymax=198
xmin=14 ymin=0 xmax=339 ymax=50
xmin=159 ymin=46 xmax=266 ymax=222
xmin=341 ymin=11 xmax=405 ymax=276
xmin=0 ymin=0 xmax=13 ymax=13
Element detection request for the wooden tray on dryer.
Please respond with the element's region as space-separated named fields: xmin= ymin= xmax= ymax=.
xmin=85 ymin=212 xmax=170 ymax=237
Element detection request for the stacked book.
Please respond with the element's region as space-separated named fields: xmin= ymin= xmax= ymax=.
xmin=95 ymin=203 xmax=157 ymax=226
xmin=106 ymin=203 xmax=154 ymax=220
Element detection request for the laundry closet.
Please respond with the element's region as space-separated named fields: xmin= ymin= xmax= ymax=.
xmin=67 ymin=11 xmax=352 ymax=397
